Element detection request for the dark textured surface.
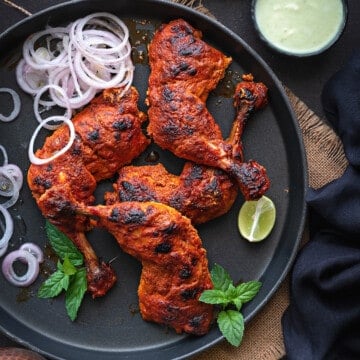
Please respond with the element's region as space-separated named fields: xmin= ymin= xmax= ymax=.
xmin=0 ymin=0 xmax=356 ymax=355
xmin=1 ymin=0 xmax=359 ymax=117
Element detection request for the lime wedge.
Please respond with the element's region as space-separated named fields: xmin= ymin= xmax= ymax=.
xmin=237 ymin=196 xmax=276 ymax=242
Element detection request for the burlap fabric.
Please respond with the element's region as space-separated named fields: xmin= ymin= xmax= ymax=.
xmin=2 ymin=0 xmax=348 ymax=359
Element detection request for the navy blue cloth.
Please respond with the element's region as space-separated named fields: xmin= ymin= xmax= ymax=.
xmin=282 ymin=50 xmax=360 ymax=360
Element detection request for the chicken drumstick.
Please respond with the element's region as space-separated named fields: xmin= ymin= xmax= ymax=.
xmin=106 ymin=75 xmax=268 ymax=224
xmin=37 ymin=186 xmax=214 ymax=335
xmin=83 ymin=201 xmax=214 ymax=335
xmin=147 ymin=19 xmax=270 ymax=200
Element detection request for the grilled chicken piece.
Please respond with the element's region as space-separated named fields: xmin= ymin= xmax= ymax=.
xmin=106 ymin=162 xmax=235 ymax=224
xmin=231 ymin=74 xmax=269 ymax=158
xmin=147 ymin=19 xmax=270 ymax=200
xmin=82 ymin=201 xmax=214 ymax=335
xmin=106 ymin=75 xmax=268 ymax=223
xmin=27 ymin=87 xmax=149 ymax=297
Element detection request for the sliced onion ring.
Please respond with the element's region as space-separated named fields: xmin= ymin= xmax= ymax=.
xmin=28 ymin=115 xmax=75 ymax=165
xmin=48 ymin=67 xmax=97 ymax=109
xmin=0 ymin=88 xmax=21 ymax=122
xmin=33 ymin=84 xmax=72 ymax=130
xmin=0 ymin=164 xmax=23 ymax=197
xmin=2 ymin=164 xmax=23 ymax=187
xmin=0 ymin=205 xmax=14 ymax=253
xmin=22 ymin=27 xmax=68 ymax=70
xmin=18 ymin=12 xmax=134 ymax=114
xmin=16 ymin=59 xmax=49 ymax=95
xmin=0 ymin=145 xmax=8 ymax=166
xmin=0 ymin=170 xmax=20 ymax=209
xmin=0 ymin=219 xmax=9 ymax=257
xmin=20 ymin=242 xmax=44 ymax=263
xmin=69 ymin=13 xmax=130 ymax=58
xmin=2 ymin=249 xmax=40 ymax=286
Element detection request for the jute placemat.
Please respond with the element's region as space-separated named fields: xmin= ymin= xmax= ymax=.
xmin=2 ymin=0 xmax=348 ymax=359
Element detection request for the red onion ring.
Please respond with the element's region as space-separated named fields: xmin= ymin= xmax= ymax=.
xmin=0 ymin=146 xmax=22 ymax=255
xmin=0 ymin=219 xmax=8 ymax=257
xmin=28 ymin=115 xmax=75 ymax=165
xmin=0 ymin=88 xmax=21 ymax=122
xmin=0 ymin=145 xmax=8 ymax=166
xmin=22 ymin=27 xmax=68 ymax=70
xmin=48 ymin=67 xmax=96 ymax=109
xmin=17 ymin=12 xmax=134 ymax=118
xmin=19 ymin=242 xmax=44 ymax=263
xmin=0 ymin=205 xmax=14 ymax=254
xmin=0 ymin=169 xmax=20 ymax=209
xmin=0 ymin=146 xmax=23 ymax=208
xmin=16 ymin=59 xmax=49 ymax=95
xmin=74 ymin=50 xmax=133 ymax=89
xmin=33 ymin=84 xmax=72 ymax=130
xmin=69 ymin=13 xmax=130 ymax=58
xmin=1 ymin=249 xmax=40 ymax=286
xmin=0 ymin=164 xmax=23 ymax=197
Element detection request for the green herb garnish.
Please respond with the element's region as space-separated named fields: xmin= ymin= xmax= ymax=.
xmin=199 ymin=263 xmax=262 ymax=346
xmin=45 ymin=220 xmax=84 ymax=266
xmin=38 ymin=221 xmax=87 ymax=321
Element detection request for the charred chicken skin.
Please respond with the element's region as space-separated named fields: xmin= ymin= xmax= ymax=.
xmin=35 ymin=184 xmax=214 ymax=335
xmin=83 ymin=201 xmax=214 ymax=335
xmin=106 ymin=75 xmax=268 ymax=224
xmin=27 ymin=87 xmax=149 ymax=297
xmin=147 ymin=19 xmax=270 ymax=200
xmin=106 ymin=162 xmax=235 ymax=225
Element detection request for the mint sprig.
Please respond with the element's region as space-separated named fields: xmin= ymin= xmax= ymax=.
xmin=65 ymin=267 xmax=87 ymax=321
xmin=38 ymin=221 xmax=87 ymax=321
xmin=217 ymin=310 xmax=244 ymax=346
xmin=199 ymin=263 xmax=261 ymax=346
xmin=45 ymin=221 xmax=84 ymax=266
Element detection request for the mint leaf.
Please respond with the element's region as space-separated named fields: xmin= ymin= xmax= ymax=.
xmin=231 ymin=296 xmax=243 ymax=311
xmin=235 ymin=281 xmax=262 ymax=303
xmin=45 ymin=221 xmax=83 ymax=266
xmin=65 ymin=268 xmax=87 ymax=321
xmin=217 ymin=310 xmax=244 ymax=347
xmin=38 ymin=270 xmax=69 ymax=298
xmin=62 ymin=256 xmax=77 ymax=276
xmin=199 ymin=289 xmax=229 ymax=306
xmin=224 ymin=283 xmax=237 ymax=299
xmin=57 ymin=261 xmax=63 ymax=271
xmin=39 ymin=223 xmax=88 ymax=321
xmin=211 ymin=263 xmax=232 ymax=291
xmin=222 ymin=283 xmax=244 ymax=310
xmin=200 ymin=264 xmax=262 ymax=347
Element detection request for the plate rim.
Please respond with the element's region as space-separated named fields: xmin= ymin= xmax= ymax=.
xmin=0 ymin=0 xmax=308 ymax=359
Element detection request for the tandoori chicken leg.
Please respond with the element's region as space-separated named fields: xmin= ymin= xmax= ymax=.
xmin=27 ymin=87 xmax=149 ymax=297
xmin=82 ymin=201 xmax=214 ymax=335
xmin=147 ymin=19 xmax=270 ymax=200
xmin=106 ymin=75 xmax=268 ymax=223
xmin=36 ymin=184 xmax=214 ymax=335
